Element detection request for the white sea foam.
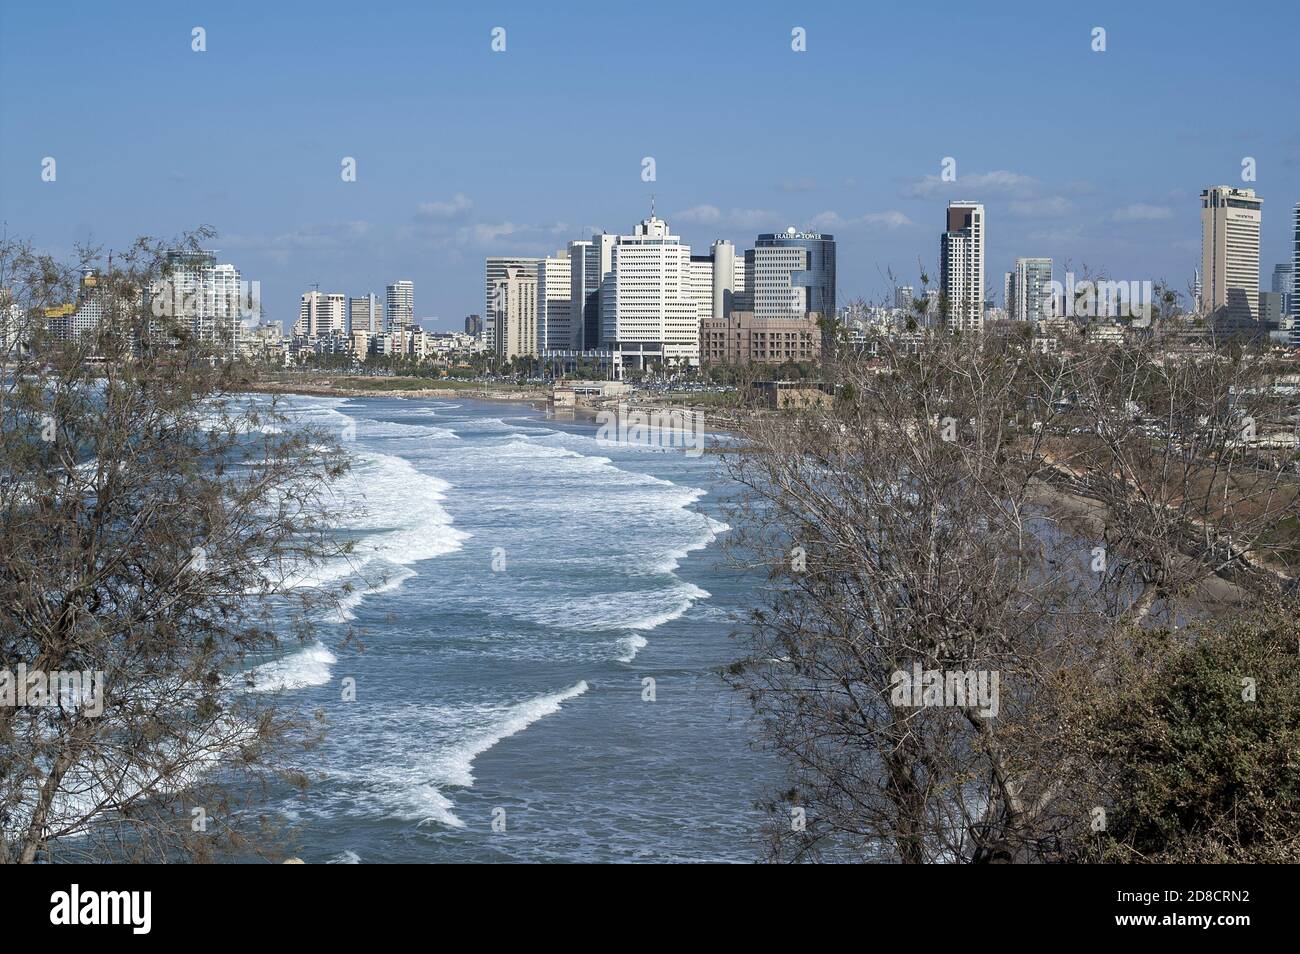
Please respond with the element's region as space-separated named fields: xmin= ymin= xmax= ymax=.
xmin=277 ymin=398 xmax=469 ymax=619
xmin=615 ymin=634 xmax=648 ymax=663
xmin=321 ymin=682 xmax=591 ymax=829
xmin=246 ymin=641 xmax=338 ymax=692
xmin=354 ymin=418 xmax=458 ymax=440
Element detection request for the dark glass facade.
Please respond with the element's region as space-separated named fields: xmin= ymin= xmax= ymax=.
xmin=753 ymin=231 xmax=836 ymax=324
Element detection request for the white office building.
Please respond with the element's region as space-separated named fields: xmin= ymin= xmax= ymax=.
xmin=688 ymin=255 xmax=715 ymax=324
xmin=537 ymin=251 xmax=573 ymax=351
xmin=600 ymin=215 xmax=698 ymax=370
xmin=689 ymin=240 xmax=748 ymax=330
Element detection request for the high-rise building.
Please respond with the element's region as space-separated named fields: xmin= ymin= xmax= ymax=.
xmin=1292 ymin=203 xmax=1300 ymax=319
xmin=464 ymin=314 xmax=483 ymax=337
xmin=750 ymin=228 xmax=836 ymax=324
xmin=485 ymin=258 xmax=539 ymax=346
xmin=296 ymin=291 xmax=322 ymax=338
xmin=537 ymin=251 xmax=572 ymax=351
xmin=1272 ymin=263 xmax=1293 ymax=318
xmin=922 ymin=287 xmax=942 ymax=325
xmin=688 ymin=254 xmax=715 ymax=325
xmin=568 ymin=236 xmax=616 ymax=351
xmin=386 ymin=280 xmax=415 ymax=330
xmin=151 ymin=251 xmax=245 ymax=354
xmin=321 ymin=293 xmax=347 ymax=336
xmin=688 ymin=240 xmax=751 ymax=352
xmin=350 ymin=294 xmax=383 ymax=334
xmin=1199 ymin=186 xmax=1262 ymax=322
xmin=567 ymin=240 xmax=598 ymax=351
xmin=710 ymin=240 xmax=745 ymax=320
xmin=1006 ymin=258 xmax=1053 ymax=323
xmin=1259 ymin=290 xmax=1283 ymax=325
xmin=69 ymin=269 xmax=107 ymax=341
xmin=295 ymin=290 xmax=343 ymax=337
xmin=940 ymin=202 xmax=985 ymax=332
xmin=490 ymin=264 xmax=538 ymax=360
xmin=894 ymin=285 xmax=914 ymax=313
xmin=600 ymin=214 xmax=699 ymax=370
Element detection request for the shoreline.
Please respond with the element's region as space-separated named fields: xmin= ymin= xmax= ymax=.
xmin=238 ymin=379 xmax=742 ymax=434
xmin=239 ymin=379 xmax=554 ymax=413
xmin=242 ymin=382 xmax=1290 ymax=592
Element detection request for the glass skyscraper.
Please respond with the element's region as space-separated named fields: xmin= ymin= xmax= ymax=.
xmin=749 ymin=229 xmax=836 ymax=325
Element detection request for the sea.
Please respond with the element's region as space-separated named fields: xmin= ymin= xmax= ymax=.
xmin=240 ymin=392 xmax=781 ymax=863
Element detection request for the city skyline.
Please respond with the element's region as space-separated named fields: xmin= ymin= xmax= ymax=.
xmin=2 ymin=0 xmax=1297 ymax=329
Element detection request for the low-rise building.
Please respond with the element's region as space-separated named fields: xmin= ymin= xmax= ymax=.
xmin=749 ymin=380 xmax=833 ymax=410
xmin=700 ymin=310 xmax=821 ymax=365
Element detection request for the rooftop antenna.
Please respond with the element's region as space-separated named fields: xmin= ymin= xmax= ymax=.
xmin=650 ymin=193 xmax=656 ymax=218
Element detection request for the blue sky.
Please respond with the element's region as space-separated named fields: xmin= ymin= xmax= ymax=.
xmin=2 ymin=0 xmax=1297 ymax=329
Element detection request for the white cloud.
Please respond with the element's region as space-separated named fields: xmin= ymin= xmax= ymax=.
xmin=727 ymin=208 xmax=785 ymax=229
xmin=671 ymin=205 xmax=783 ymax=230
xmin=447 ymin=220 xmax=571 ymax=252
xmin=673 ymin=205 xmax=723 ymax=225
xmin=810 ymin=210 xmax=914 ymax=230
xmin=217 ymin=222 xmax=374 ymax=267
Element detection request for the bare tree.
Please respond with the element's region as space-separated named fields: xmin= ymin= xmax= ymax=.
xmin=0 ymin=233 xmax=350 ymax=862
xmin=722 ymin=328 xmax=1298 ymax=862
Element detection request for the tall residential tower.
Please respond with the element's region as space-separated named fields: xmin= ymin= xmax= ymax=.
xmin=1199 ymin=186 xmax=1262 ymax=323
xmin=940 ymin=202 xmax=985 ymax=332
xmin=385 ymin=280 xmax=415 ymax=330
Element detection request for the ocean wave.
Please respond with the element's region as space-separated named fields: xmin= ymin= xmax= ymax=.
xmin=352 ymin=419 xmax=459 ymax=440
xmin=289 ymin=444 xmax=469 ymax=619
xmin=318 ymin=682 xmax=590 ymax=829
xmin=615 ymin=634 xmax=648 ymax=663
xmin=245 ymin=641 xmax=338 ymax=692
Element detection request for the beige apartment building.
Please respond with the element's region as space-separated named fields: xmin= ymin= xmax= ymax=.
xmin=1200 ymin=186 xmax=1262 ymax=322
xmin=491 ymin=263 xmax=538 ymax=360
xmin=700 ymin=310 xmax=821 ymax=365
